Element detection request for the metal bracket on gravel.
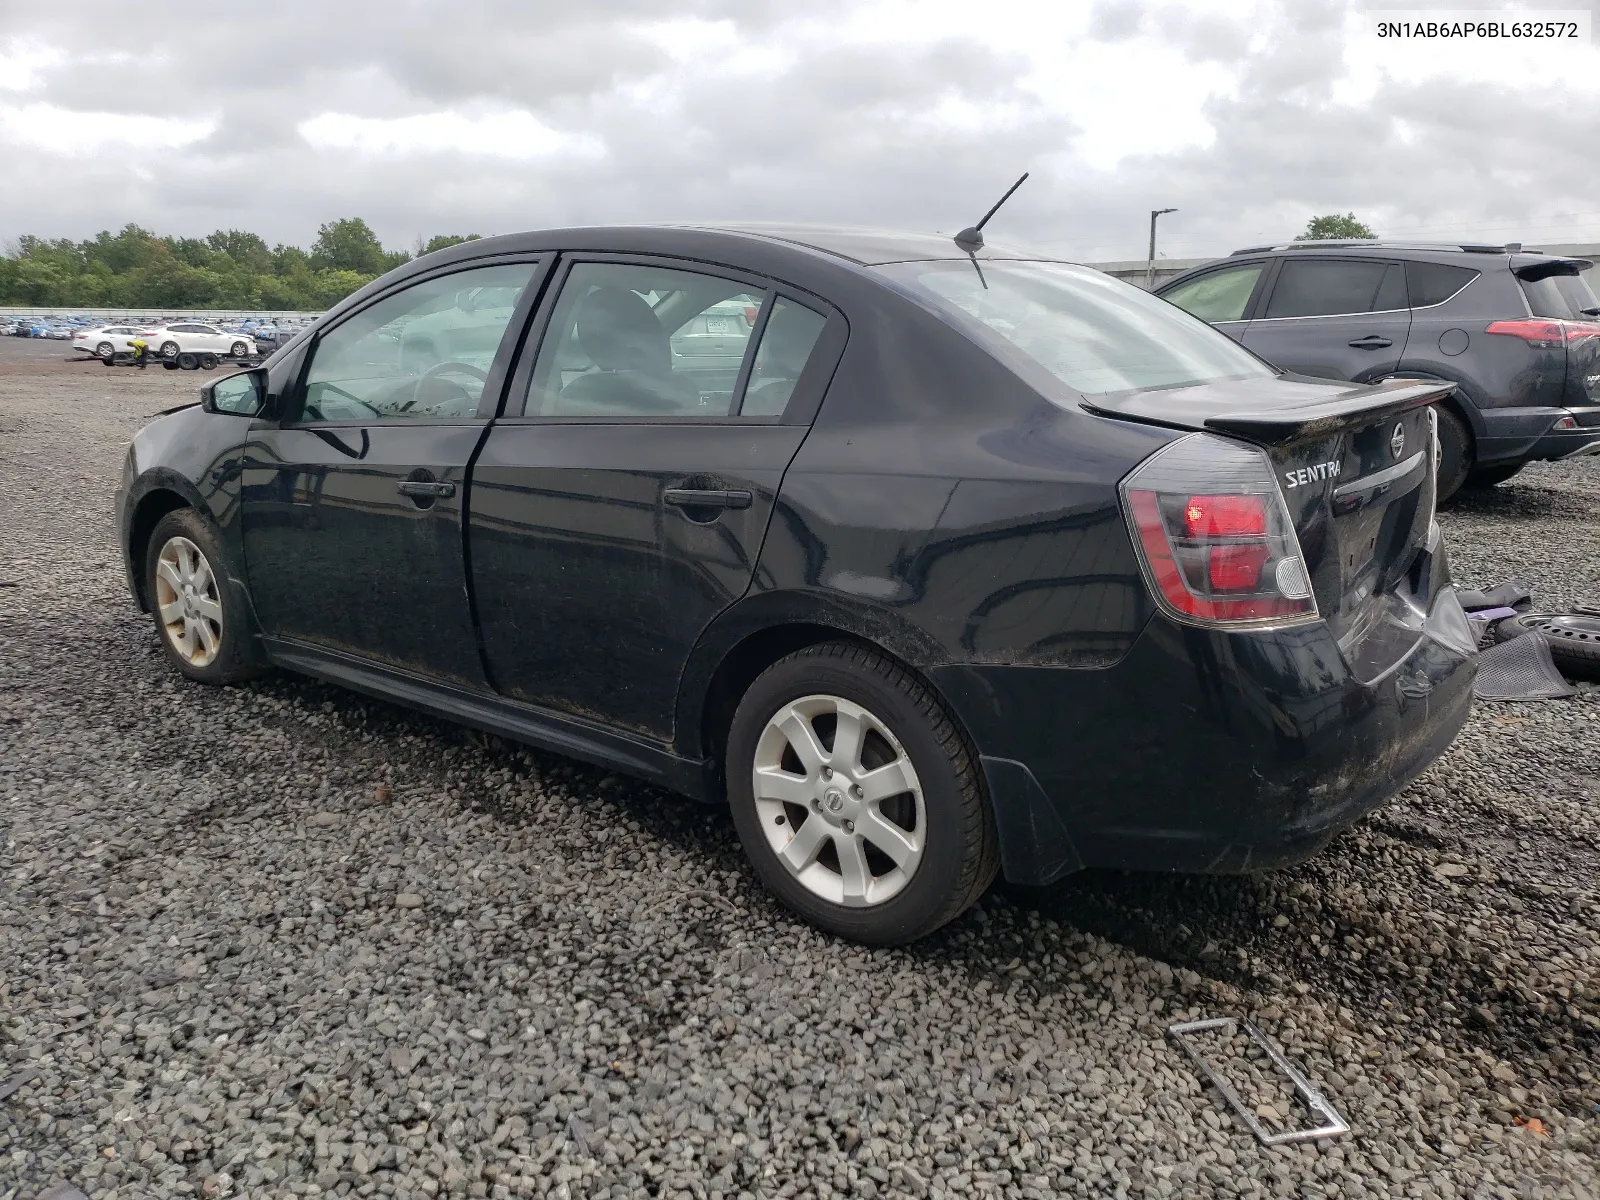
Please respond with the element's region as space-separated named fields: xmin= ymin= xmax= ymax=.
xmin=1167 ymin=1017 xmax=1351 ymax=1146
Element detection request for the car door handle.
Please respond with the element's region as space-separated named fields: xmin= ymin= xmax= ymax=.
xmin=663 ymin=487 xmax=752 ymax=511
xmin=397 ymin=480 xmax=456 ymax=499
xmin=1348 ymin=335 xmax=1393 ymax=349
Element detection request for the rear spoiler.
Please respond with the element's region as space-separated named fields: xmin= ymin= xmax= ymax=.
xmin=1201 ymin=380 xmax=1456 ymax=446
xmin=1084 ymin=378 xmax=1456 ymax=448
xmin=1512 ymin=257 xmax=1593 ymax=282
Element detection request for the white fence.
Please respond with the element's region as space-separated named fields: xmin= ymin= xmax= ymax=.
xmin=1 ymin=307 xmax=325 ymax=323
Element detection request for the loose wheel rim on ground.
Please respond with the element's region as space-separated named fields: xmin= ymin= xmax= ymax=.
xmin=154 ymin=535 xmax=223 ymax=668
xmin=752 ymin=693 xmax=926 ymax=908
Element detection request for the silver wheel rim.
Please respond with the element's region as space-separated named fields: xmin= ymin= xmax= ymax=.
xmin=155 ymin=536 xmax=223 ymax=667
xmin=753 ymin=694 xmax=925 ymax=908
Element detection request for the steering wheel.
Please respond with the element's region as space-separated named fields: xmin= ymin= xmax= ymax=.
xmin=408 ymin=361 xmax=489 ymax=410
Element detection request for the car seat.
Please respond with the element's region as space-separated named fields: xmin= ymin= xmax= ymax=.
xmin=556 ymin=288 xmax=702 ymax=415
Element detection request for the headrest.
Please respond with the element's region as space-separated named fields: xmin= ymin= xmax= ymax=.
xmin=574 ymin=287 xmax=667 ymax=374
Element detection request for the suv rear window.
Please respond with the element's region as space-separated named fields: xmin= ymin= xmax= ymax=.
xmin=1406 ymin=262 xmax=1478 ymax=307
xmin=877 ymin=259 xmax=1275 ymax=395
xmin=1520 ymin=267 xmax=1600 ymax=320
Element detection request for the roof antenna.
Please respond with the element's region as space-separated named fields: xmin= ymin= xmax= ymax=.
xmin=953 ymin=172 xmax=1029 ymax=254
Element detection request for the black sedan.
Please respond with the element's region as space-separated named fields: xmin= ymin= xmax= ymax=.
xmin=115 ymin=225 xmax=1477 ymax=944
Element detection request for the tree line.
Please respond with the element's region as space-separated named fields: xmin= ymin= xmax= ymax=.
xmin=0 ymin=219 xmax=481 ymax=311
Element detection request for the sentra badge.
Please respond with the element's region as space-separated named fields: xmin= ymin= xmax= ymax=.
xmin=1283 ymin=461 xmax=1341 ymax=489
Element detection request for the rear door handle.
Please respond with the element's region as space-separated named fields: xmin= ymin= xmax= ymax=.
xmin=397 ymin=480 xmax=456 ymax=499
xmin=663 ymin=487 xmax=752 ymax=511
xmin=1348 ymin=335 xmax=1393 ymax=349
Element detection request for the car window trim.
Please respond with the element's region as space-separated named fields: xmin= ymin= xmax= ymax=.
xmin=278 ymin=252 xmax=553 ymax=428
xmin=1254 ymin=256 xmax=1410 ymax=322
xmin=1406 ymin=271 xmax=1478 ymax=311
xmin=498 ymin=251 xmax=839 ymax=426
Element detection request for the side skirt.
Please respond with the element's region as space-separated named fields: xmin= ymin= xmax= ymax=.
xmin=262 ymin=638 xmax=718 ymax=802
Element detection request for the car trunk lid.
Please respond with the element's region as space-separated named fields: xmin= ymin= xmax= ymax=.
xmin=1088 ymin=375 xmax=1452 ymax=649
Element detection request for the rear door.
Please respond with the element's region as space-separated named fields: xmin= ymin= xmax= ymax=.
xmin=469 ymin=256 xmax=843 ymax=741
xmin=1157 ymin=258 xmax=1270 ymax=343
xmin=238 ymin=257 xmax=548 ymax=687
xmin=1242 ymin=257 xmax=1411 ymax=381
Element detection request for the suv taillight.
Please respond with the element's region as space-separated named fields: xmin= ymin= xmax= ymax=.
xmin=1486 ymin=319 xmax=1600 ymax=347
xmin=1119 ymin=433 xmax=1317 ymax=629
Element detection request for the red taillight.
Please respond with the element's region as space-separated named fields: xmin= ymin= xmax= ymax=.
xmin=1487 ymin=319 xmax=1600 ymax=346
xmin=1208 ymin=543 xmax=1271 ymax=592
xmin=1121 ymin=434 xmax=1318 ymax=628
xmin=1184 ymin=494 xmax=1267 ymax=539
xmin=743 ymin=305 xmax=760 ymax=326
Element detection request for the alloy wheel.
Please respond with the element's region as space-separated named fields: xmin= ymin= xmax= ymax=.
xmin=752 ymin=694 xmax=925 ymax=908
xmin=154 ymin=536 xmax=223 ymax=667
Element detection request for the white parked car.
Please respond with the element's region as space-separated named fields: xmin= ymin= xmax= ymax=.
xmin=146 ymin=323 xmax=256 ymax=361
xmin=71 ymin=325 xmax=155 ymax=360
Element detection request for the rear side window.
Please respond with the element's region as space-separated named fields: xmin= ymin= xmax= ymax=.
xmin=1406 ymin=262 xmax=1478 ymax=307
xmin=1520 ymin=268 xmax=1600 ymax=320
xmin=742 ymin=299 xmax=827 ymax=417
xmin=1161 ymin=263 xmax=1263 ymax=323
xmin=1264 ymin=260 xmax=1406 ymax=318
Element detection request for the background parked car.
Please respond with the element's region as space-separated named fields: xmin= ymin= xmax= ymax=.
xmin=71 ymin=325 xmax=154 ymax=360
xmin=1156 ymin=241 xmax=1600 ymax=499
xmin=145 ymin=322 xmax=257 ymax=361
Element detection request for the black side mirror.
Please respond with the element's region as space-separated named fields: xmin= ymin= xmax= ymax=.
xmin=202 ymin=368 xmax=267 ymax=417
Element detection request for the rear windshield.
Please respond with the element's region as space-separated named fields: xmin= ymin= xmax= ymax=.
xmin=877 ymin=260 xmax=1275 ymax=395
xmin=1520 ymin=268 xmax=1600 ymax=320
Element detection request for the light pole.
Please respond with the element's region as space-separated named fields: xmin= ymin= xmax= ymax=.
xmin=1146 ymin=207 xmax=1177 ymax=290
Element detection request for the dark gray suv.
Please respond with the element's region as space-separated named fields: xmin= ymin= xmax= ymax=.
xmin=1157 ymin=241 xmax=1600 ymax=499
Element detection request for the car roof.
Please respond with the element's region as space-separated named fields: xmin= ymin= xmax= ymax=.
xmin=690 ymin=223 xmax=1055 ymax=265
xmin=1226 ymin=239 xmax=1588 ymax=267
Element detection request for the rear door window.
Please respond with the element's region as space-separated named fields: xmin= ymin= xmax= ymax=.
xmin=1263 ymin=260 xmax=1406 ymax=318
xmin=1161 ymin=263 xmax=1264 ymax=322
xmin=742 ymin=299 xmax=828 ymax=417
xmin=1406 ymin=262 xmax=1478 ymax=307
xmin=523 ymin=261 xmax=769 ymax=418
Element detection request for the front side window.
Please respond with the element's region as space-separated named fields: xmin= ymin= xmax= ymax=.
xmin=877 ymin=259 xmax=1275 ymax=396
xmin=1162 ymin=263 xmax=1263 ymax=323
xmin=524 ymin=262 xmax=766 ymax=418
xmin=1264 ymin=259 xmax=1406 ymax=318
xmin=299 ymin=262 xmax=536 ymax=422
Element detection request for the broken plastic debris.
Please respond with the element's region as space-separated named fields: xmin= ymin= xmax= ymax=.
xmin=1167 ymin=1017 xmax=1351 ymax=1145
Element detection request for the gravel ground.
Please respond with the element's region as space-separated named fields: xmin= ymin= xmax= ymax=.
xmin=1 ymin=337 xmax=1597 ymax=1200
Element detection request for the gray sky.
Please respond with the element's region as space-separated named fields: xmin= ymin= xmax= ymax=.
xmin=1 ymin=0 xmax=1597 ymax=262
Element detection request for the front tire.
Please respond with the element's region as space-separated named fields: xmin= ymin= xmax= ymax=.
xmin=230 ymin=340 xmax=249 ymax=358
xmin=726 ymin=641 xmax=999 ymax=945
xmin=145 ymin=509 xmax=266 ymax=685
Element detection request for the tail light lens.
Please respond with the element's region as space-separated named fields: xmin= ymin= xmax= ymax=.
xmin=1486 ymin=319 xmax=1600 ymax=347
xmin=1120 ymin=433 xmax=1318 ymax=628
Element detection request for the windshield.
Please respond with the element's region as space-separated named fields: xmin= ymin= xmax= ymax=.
xmin=877 ymin=259 xmax=1276 ymax=395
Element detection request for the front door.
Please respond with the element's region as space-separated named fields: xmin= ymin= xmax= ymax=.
xmin=469 ymin=259 xmax=836 ymax=740
xmin=1158 ymin=258 xmax=1269 ymax=344
xmin=240 ymin=258 xmax=546 ymax=687
xmin=1241 ymin=257 xmax=1412 ymax=382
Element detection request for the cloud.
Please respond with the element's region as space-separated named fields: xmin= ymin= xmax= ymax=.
xmin=0 ymin=0 xmax=1596 ymax=260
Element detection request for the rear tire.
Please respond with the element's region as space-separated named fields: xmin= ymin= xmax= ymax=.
xmin=1464 ymin=462 xmax=1525 ymax=489
xmin=178 ymin=352 xmax=199 ymax=370
xmin=1435 ymin=406 xmax=1472 ymax=503
xmin=160 ymin=340 xmax=179 ymax=359
xmin=144 ymin=509 xmax=268 ymax=686
xmin=726 ymin=641 xmax=999 ymax=945
xmin=199 ymin=353 xmax=219 ymax=370
xmin=162 ymin=360 xmax=181 ymax=371
xmin=96 ymin=342 xmax=114 ymax=360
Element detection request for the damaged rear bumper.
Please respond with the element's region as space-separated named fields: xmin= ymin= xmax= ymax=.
xmin=933 ymin=585 xmax=1477 ymax=885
